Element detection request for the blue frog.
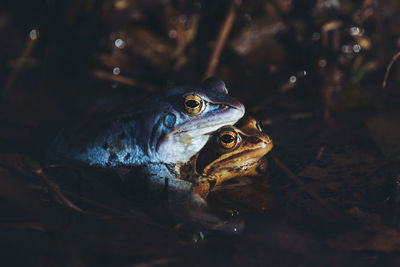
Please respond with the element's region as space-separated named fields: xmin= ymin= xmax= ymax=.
xmin=49 ymin=78 xmax=245 ymax=193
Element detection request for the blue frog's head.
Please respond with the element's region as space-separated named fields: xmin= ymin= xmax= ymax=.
xmin=147 ymin=77 xmax=245 ymax=164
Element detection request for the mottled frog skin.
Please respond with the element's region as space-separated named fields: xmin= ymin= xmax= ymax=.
xmin=50 ymin=78 xmax=245 ymax=191
xmin=179 ymin=116 xmax=273 ymax=199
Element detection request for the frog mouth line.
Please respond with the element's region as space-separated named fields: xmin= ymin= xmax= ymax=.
xmin=198 ymin=148 xmax=271 ymax=176
xmin=175 ymin=120 xmax=239 ymax=136
xmin=171 ymin=113 xmax=243 ymax=136
xmin=215 ymin=159 xmax=260 ymax=172
xmin=211 ymin=153 xmax=266 ymax=169
xmin=201 ymin=157 xmax=267 ymax=185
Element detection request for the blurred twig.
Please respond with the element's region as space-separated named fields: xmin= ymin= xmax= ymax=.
xmin=0 ymin=167 xmax=47 ymax=214
xmin=203 ymin=0 xmax=239 ymax=80
xmin=382 ymin=50 xmax=400 ymax=88
xmin=2 ymin=161 xmax=173 ymax=232
xmin=2 ymin=30 xmax=38 ymax=102
xmin=34 ymin=168 xmax=84 ymax=213
xmin=315 ymin=146 xmax=325 ymax=161
xmin=269 ymin=154 xmax=341 ymax=217
xmin=62 ymin=190 xmax=173 ymax=232
xmin=0 ymin=222 xmax=47 ymax=232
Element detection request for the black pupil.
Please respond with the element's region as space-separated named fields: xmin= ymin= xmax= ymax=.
xmin=221 ymin=134 xmax=235 ymax=144
xmin=186 ymin=99 xmax=199 ymax=108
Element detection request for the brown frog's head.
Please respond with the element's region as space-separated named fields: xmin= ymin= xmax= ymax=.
xmin=191 ymin=116 xmax=273 ymax=192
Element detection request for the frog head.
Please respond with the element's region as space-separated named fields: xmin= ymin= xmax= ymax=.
xmin=151 ymin=78 xmax=245 ymax=164
xmin=190 ymin=116 xmax=273 ymax=188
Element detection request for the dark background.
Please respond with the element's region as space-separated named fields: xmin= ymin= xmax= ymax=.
xmin=1 ymin=0 xmax=400 ymax=266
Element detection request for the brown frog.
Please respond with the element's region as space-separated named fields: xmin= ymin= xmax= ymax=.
xmin=179 ymin=116 xmax=273 ymax=201
xmin=169 ymin=116 xmax=273 ymax=232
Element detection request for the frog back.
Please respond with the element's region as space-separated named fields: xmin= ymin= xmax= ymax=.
xmin=49 ymin=98 xmax=171 ymax=167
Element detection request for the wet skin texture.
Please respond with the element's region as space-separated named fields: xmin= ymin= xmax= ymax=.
xmin=50 ymin=78 xmax=245 ymax=191
xmin=180 ymin=116 xmax=273 ymax=199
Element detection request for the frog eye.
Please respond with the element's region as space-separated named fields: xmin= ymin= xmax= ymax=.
xmin=218 ymin=129 xmax=238 ymax=149
xmin=183 ymin=94 xmax=204 ymax=115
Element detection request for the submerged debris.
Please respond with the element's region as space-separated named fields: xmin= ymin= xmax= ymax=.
xmin=1 ymin=0 xmax=400 ymax=265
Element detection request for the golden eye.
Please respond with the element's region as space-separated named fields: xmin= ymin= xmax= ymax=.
xmin=218 ymin=129 xmax=238 ymax=149
xmin=183 ymin=94 xmax=204 ymax=115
